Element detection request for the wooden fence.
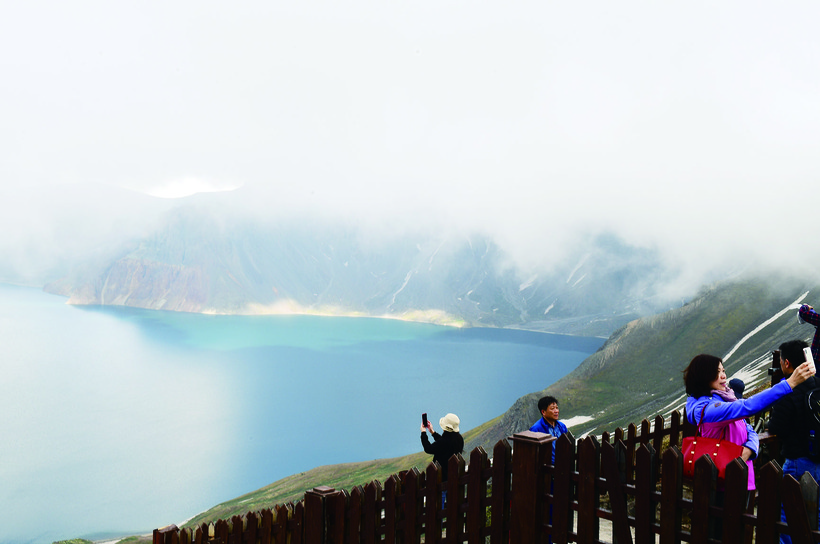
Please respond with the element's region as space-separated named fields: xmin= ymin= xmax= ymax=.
xmin=154 ymin=409 xmax=820 ymax=544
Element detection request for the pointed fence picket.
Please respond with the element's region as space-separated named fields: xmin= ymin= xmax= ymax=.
xmin=153 ymin=409 xmax=820 ymax=544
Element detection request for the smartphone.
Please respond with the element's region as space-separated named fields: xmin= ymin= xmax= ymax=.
xmin=804 ymin=347 xmax=816 ymax=373
xmin=422 ymin=413 xmax=428 ymax=427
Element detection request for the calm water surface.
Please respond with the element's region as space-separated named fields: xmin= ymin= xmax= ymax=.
xmin=0 ymin=284 xmax=603 ymax=544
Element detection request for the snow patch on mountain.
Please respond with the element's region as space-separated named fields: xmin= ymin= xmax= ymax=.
xmin=723 ymin=292 xmax=810 ymax=362
xmin=519 ymin=275 xmax=538 ymax=292
xmin=566 ymin=254 xmax=590 ymax=284
xmin=389 ymin=271 xmax=414 ymax=308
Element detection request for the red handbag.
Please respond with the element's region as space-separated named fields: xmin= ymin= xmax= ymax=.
xmin=682 ymin=405 xmax=744 ymax=480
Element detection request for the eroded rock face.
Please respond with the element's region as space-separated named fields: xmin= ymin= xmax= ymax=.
xmin=65 ymin=258 xmax=210 ymax=312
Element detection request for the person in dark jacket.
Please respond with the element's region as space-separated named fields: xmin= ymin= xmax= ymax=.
xmin=798 ymin=304 xmax=820 ymax=362
xmin=421 ymin=413 xmax=464 ymax=506
xmin=769 ymin=339 xmax=820 ymax=543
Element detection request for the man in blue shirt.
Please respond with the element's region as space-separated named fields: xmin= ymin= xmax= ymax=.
xmin=530 ymin=395 xmax=568 ymax=543
xmin=530 ymin=395 xmax=568 ymax=464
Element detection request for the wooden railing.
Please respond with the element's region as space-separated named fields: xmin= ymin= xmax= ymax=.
xmin=154 ymin=409 xmax=820 ymax=544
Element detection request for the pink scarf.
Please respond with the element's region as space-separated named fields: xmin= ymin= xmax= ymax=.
xmin=711 ymin=387 xmax=738 ymax=402
xmin=702 ymin=386 xmax=754 ymax=490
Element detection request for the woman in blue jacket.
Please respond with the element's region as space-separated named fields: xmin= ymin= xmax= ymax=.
xmin=684 ymin=353 xmax=814 ymax=490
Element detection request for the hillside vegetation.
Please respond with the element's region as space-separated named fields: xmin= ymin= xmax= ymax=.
xmin=184 ymin=275 xmax=820 ymax=528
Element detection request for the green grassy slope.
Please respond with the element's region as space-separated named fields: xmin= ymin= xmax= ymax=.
xmin=182 ymin=416 xmax=502 ymax=528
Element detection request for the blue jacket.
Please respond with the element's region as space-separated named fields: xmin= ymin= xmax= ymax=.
xmin=529 ymin=418 xmax=568 ymax=464
xmin=685 ymin=379 xmax=794 ymax=457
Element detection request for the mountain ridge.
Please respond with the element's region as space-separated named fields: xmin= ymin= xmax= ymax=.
xmin=44 ymin=207 xmax=685 ymax=337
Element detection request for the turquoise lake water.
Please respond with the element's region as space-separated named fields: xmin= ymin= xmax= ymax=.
xmin=0 ymin=283 xmax=604 ymax=544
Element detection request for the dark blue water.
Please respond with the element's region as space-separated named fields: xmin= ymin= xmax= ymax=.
xmin=0 ymin=284 xmax=603 ymax=544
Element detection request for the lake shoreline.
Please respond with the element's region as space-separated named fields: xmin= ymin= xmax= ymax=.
xmin=61 ymin=294 xmax=607 ymax=338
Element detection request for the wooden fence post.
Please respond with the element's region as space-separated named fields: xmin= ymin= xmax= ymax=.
xmin=552 ymin=432 xmax=576 ymax=543
xmin=403 ymin=468 xmax=422 ymax=544
xmin=245 ymin=512 xmax=259 ymax=544
xmin=383 ymin=475 xmax=400 ymax=544
xmin=260 ymin=508 xmax=274 ymax=544
xmin=445 ymin=453 xmax=467 ymax=543
xmin=799 ymin=471 xmax=819 ymax=534
xmin=625 ymin=424 xmax=637 ymax=484
xmin=293 ymin=501 xmax=305 ymax=544
xmin=602 ymin=440 xmax=632 ymax=544
xmin=681 ymin=408 xmax=696 ymax=441
xmin=577 ymin=436 xmax=600 ymax=544
xmin=230 ymin=515 xmax=242 ymax=544
xmin=756 ymin=461 xmax=783 ymax=544
xmin=153 ymin=524 xmax=178 ymax=544
xmin=467 ymin=447 xmax=490 ymax=543
xmin=668 ymin=411 xmax=682 ymax=449
xmin=509 ymin=431 xmax=554 ymax=544
xmin=326 ymin=489 xmax=347 ymax=544
xmin=689 ymin=455 xmax=717 ymax=543
xmin=640 ymin=419 xmax=651 ymax=446
xmin=274 ymin=504 xmax=291 ymax=544
xmin=783 ymin=474 xmax=813 ymax=544
xmin=490 ymin=439 xmax=512 ymax=544
xmin=215 ymin=518 xmax=229 ymax=544
xmin=660 ymin=446 xmax=683 ymax=544
xmin=423 ymin=463 xmax=442 ymax=544
xmin=363 ymin=481 xmax=382 ymax=544
xmin=634 ymin=444 xmax=656 ymax=544
xmin=347 ymin=487 xmax=364 ymax=544
xmin=652 ymin=415 xmax=665 ymax=463
xmin=305 ymin=486 xmax=338 ymax=544
xmin=721 ymin=458 xmax=749 ymax=544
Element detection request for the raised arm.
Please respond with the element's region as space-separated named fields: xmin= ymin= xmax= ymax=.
xmin=799 ymin=304 xmax=820 ymax=362
xmin=698 ymin=380 xmax=794 ymax=423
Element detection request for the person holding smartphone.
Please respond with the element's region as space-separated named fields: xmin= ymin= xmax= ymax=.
xmin=421 ymin=413 xmax=464 ymax=506
xmin=768 ymin=339 xmax=820 ymax=544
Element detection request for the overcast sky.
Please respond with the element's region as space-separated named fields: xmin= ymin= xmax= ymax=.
xmin=2 ymin=2 xmax=819 ymax=288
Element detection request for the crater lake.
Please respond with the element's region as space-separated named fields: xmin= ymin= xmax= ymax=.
xmin=0 ymin=283 xmax=604 ymax=544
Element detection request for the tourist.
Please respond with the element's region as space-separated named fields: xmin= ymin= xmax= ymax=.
xmin=421 ymin=413 xmax=464 ymax=506
xmin=729 ymin=377 xmax=745 ymax=399
xmin=768 ymin=340 xmax=820 ymax=544
xmin=530 ymin=395 xmax=568 ymax=464
xmin=684 ymin=353 xmax=813 ymax=491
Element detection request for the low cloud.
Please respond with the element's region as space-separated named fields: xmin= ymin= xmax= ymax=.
xmin=1 ymin=2 xmax=819 ymax=293
xmin=139 ymin=177 xmax=245 ymax=199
